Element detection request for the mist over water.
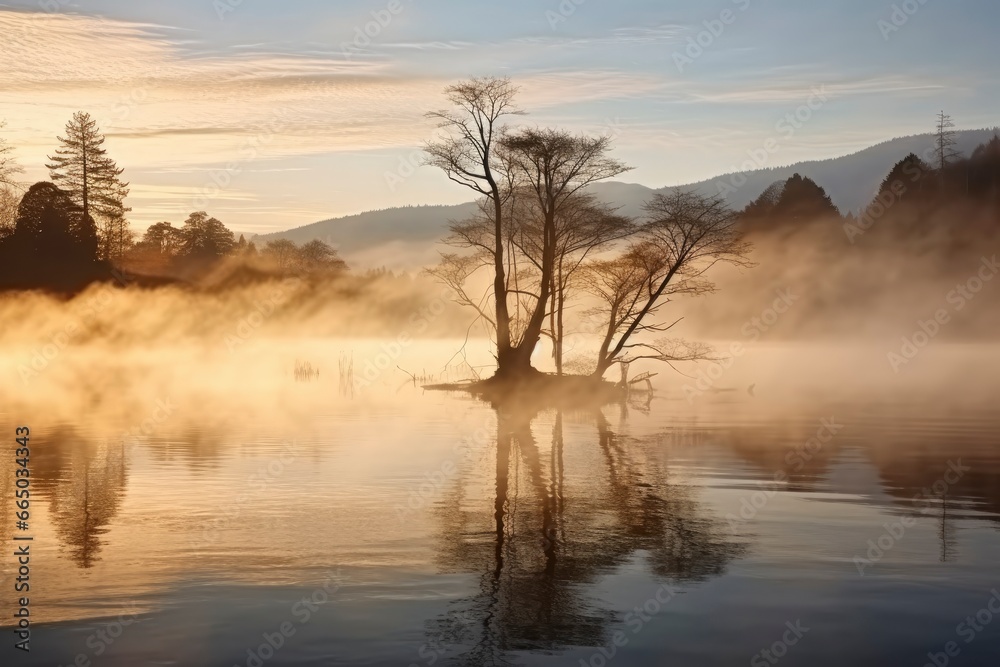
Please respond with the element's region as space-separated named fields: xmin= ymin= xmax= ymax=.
xmin=2 ymin=207 xmax=998 ymax=664
xmin=2 ymin=325 xmax=1000 ymax=666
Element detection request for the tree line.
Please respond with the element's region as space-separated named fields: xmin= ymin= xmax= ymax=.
xmin=130 ymin=214 xmax=346 ymax=278
xmin=741 ymin=112 xmax=1000 ymax=236
xmin=0 ymin=113 xmax=346 ymax=290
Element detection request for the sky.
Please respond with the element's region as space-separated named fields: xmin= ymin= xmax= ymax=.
xmin=0 ymin=0 xmax=997 ymax=234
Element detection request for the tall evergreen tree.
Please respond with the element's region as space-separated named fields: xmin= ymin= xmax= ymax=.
xmin=742 ymin=180 xmax=786 ymax=219
xmin=874 ymin=153 xmax=933 ymax=204
xmin=46 ymin=111 xmax=131 ymax=262
xmin=772 ymin=174 xmax=841 ymax=221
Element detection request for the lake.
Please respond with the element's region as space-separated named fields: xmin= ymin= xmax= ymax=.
xmin=1 ymin=341 xmax=999 ymax=666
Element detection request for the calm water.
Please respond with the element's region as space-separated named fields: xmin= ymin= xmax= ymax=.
xmin=1 ymin=343 xmax=999 ymax=666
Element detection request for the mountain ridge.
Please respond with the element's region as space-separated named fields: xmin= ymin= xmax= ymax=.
xmin=257 ymin=128 xmax=999 ymax=268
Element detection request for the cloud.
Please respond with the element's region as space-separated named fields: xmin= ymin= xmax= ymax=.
xmin=682 ymin=75 xmax=947 ymax=104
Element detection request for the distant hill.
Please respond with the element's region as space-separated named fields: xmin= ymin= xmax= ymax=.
xmin=257 ymin=129 xmax=999 ymax=268
xmin=671 ymin=128 xmax=1000 ymax=213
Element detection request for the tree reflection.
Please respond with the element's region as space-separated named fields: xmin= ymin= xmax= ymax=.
xmin=425 ymin=400 xmax=745 ymax=665
xmin=44 ymin=432 xmax=129 ymax=568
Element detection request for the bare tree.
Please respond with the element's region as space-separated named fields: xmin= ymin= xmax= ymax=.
xmin=263 ymin=238 xmax=300 ymax=273
xmin=425 ymin=77 xmax=523 ymax=373
xmin=496 ymin=128 xmax=632 ymax=376
xmin=100 ymin=213 xmax=136 ymax=266
xmin=542 ymin=195 xmax=633 ymax=374
xmin=934 ymin=111 xmax=960 ymax=172
xmin=0 ymin=120 xmax=24 ymax=189
xmin=584 ymin=190 xmax=752 ymax=379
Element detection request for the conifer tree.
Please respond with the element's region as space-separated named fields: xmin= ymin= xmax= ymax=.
xmin=47 ymin=111 xmax=131 ymax=262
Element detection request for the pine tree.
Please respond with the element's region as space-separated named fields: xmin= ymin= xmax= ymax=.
xmin=772 ymin=174 xmax=841 ymax=221
xmin=874 ymin=153 xmax=933 ymax=204
xmin=934 ymin=111 xmax=960 ymax=172
xmin=47 ymin=112 xmax=131 ymax=263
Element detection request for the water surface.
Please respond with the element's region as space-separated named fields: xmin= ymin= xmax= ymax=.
xmin=1 ymin=343 xmax=999 ymax=666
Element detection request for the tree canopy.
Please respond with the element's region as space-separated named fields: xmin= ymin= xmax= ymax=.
xmin=180 ymin=211 xmax=236 ymax=259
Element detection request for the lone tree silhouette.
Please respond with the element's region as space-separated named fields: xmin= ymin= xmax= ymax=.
xmin=934 ymin=111 xmax=960 ymax=172
xmin=425 ymin=77 xmax=525 ymax=378
xmin=47 ymin=111 xmax=131 ymax=264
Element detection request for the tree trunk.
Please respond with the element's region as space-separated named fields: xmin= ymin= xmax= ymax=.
xmin=495 ymin=344 xmax=537 ymax=380
xmin=492 ymin=187 xmax=514 ymax=369
xmin=555 ymin=282 xmax=565 ymax=376
xmin=506 ymin=207 xmax=555 ymax=377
